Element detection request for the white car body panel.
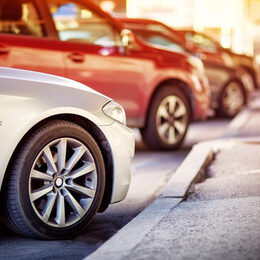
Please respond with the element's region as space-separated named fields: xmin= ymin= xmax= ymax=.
xmin=99 ymin=122 xmax=134 ymax=203
xmin=0 ymin=67 xmax=134 ymax=204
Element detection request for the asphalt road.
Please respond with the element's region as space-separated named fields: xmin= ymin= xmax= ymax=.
xmin=0 ymin=118 xmax=230 ymax=260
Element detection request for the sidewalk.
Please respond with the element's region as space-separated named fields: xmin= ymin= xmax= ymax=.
xmin=86 ymin=92 xmax=260 ymax=260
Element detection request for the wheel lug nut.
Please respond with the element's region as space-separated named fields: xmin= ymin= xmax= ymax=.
xmin=65 ymin=178 xmax=72 ymax=185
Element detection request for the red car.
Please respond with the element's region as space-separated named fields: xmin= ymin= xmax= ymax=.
xmin=0 ymin=0 xmax=209 ymax=150
xmin=119 ymin=17 xmax=255 ymax=117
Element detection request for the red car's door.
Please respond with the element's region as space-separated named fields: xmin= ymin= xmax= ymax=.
xmin=46 ymin=0 xmax=146 ymax=122
xmin=0 ymin=0 xmax=65 ymax=76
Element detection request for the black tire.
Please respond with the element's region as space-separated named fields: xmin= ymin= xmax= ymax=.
xmin=140 ymin=86 xmax=191 ymax=150
xmin=218 ymin=79 xmax=246 ymax=118
xmin=3 ymin=120 xmax=105 ymax=239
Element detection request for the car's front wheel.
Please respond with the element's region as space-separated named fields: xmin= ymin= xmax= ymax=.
xmin=3 ymin=120 xmax=105 ymax=239
xmin=141 ymin=86 xmax=190 ymax=150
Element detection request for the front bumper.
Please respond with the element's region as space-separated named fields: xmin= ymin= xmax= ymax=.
xmin=99 ymin=122 xmax=135 ymax=204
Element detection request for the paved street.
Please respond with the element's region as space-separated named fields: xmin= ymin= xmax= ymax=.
xmin=0 ymin=118 xmax=230 ymax=260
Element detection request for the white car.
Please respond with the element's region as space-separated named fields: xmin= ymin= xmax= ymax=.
xmin=0 ymin=67 xmax=135 ymax=239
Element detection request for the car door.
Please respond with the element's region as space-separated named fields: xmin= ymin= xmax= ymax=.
xmin=46 ymin=0 xmax=146 ymax=122
xmin=0 ymin=0 xmax=65 ymax=76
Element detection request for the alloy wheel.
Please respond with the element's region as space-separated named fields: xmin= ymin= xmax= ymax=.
xmin=223 ymin=82 xmax=244 ymax=117
xmin=29 ymin=137 xmax=97 ymax=228
xmin=156 ymin=95 xmax=188 ymax=145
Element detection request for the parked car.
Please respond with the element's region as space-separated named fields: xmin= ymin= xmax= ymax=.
xmin=0 ymin=67 xmax=135 ymax=239
xmin=176 ymin=29 xmax=258 ymax=90
xmin=119 ymin=17 xmax=253 ymax=117
xmin=0 ymin=0 xmax=209 ymax=150
xmin=171 ymin=29 xmax=257 ymax=117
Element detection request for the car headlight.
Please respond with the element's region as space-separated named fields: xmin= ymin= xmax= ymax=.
xmin=102 ymin=101 xmax=126 ymax=124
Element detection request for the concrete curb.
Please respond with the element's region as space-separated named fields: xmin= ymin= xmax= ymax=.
xmin=85 ymin=139 xmax=237 ymax=260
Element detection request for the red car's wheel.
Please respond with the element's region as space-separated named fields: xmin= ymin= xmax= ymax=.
xmin=141 ymin=86 xmax=191 ymax=150
xmin=219 ymin=79 xmax=245 ymax=118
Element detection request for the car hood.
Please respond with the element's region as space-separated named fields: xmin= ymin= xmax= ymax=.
xmin=0 ymin=66 xmax=109 ymax=98
xmin=0 ymin=67 xmax=114 ymax=123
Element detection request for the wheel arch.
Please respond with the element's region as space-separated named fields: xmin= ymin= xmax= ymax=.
xmin=1 ymin=114 xmax=113 ymax=213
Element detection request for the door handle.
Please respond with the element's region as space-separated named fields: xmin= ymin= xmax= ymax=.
xmin=67 ymin=52 xmax=85 ymax=63
xmin=0 ymin=44 xmax=9 ymax=54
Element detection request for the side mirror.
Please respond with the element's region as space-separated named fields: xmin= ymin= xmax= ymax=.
xmin=120 ymin=29 xmax=135 ymax=49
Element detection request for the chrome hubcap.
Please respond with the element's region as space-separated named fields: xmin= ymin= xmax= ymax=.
xmin=223 ymin=83 xmax=244 ymax=116
xmin=29 ymin=138 xmax=97 ymax=228
xmin=156 ymin=95 xmax=188 ymax=145
xmin=54 ymin=177 xmax=63 ymax=188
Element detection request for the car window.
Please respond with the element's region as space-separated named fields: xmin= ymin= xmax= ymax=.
xmin=0 ymin=0 xmax=45 ymax=37
xmin=186 ymin=33 xmax=217 ymax=53
xmin=47 ymin=0 xmax=117 ymax=46
xmin=134 ymin=30 xmax=185 ymax=53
